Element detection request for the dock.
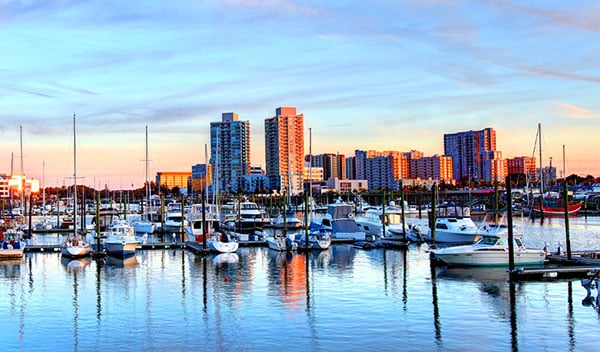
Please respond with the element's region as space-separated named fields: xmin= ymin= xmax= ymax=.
xmin=509 ymin=251 xmax=600 ymax=281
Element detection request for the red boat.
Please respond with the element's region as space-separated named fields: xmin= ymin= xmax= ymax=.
xmin=531 ymin=201 xmax=583 ymax=216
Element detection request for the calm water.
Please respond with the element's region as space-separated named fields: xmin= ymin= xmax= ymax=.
xmin=2 ymin=217 xmax=600 ymax=352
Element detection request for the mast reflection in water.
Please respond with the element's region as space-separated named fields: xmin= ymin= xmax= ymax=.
xmin=1 ymin=234 xmax=600 ymax=351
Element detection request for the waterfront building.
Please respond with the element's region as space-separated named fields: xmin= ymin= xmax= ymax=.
xmin=345 ymin=156 xmax=356 ymax=180
xmin=444 ymin=127 xmax=499 ymax=182
xmin=325 ymin=177 xmax=368 ymax=193
xmin=365 ymin=155 xmax=397 ymax=191
xmin=240 ymin=165 xmax=269 ymax=193
xmin=210 ymin=112 xmax=251 ymax=195
xmin=507 ymin=156 xmax=537 ymax=183
xmin=191 ymin=164 xmax=212 ymax=195
xmin=264 ymin=107 xmax=304 ymax=195
xmin=483 ymin=150 xmax=507 ymax=184
xmin=155 ymin=171 xmax=191 ymax=192
xmin=309 ymin=153 xmax=346 ymax=181
xmin=409 ymin=154 xmax=453 ymax=181
xmin=0 ymin=174 xmax=8 ymax=200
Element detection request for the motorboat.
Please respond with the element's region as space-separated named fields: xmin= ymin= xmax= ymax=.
xmin=206 ymin=232 xmax=239 ymax=253
xmin=310 ymin=200 xmax=366 ymax=241
xmin=270 ymin=210 xmax=304 ymax=230
xmin=221 ymin=199 xmax=270 ymax=241
xmin=430 ymin=234 xmax=546 ymax=267
xmin=296 ymin=225 xmax=332 ymax=250
xmin=104 ymin=219 xmax=137 ymax=257
xmin=163 ymin=210 xmax=184 ymax=233
xmin=265 ymin=231 xmax=298 ymax=251
xmin=61 ymin=235 xmax=92 ymax=259
xmin=0 ymin=229 xmax=26 ymax=260
xmin=185 ymin=203 xmax=220 ymax=242
xmin=354 ymin=202 xmax=411 ymax=242
xmin=426 ymin=204 xmax=481 ymax=244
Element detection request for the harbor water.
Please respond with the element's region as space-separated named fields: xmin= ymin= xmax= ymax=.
xmin=2 ymin=216 xmax=600 ymax=351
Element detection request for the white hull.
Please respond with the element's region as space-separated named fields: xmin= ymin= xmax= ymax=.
xmin=207 ymin=236 xmax=239 ymax=253
xmin=433 ymin=250 xmax=545 ymax=266
xmin=431 ymin=235 xmax=546 ymax=267
xmin=133 ymin=221 xmax=156 ymax=234
xmin=105 ymin=238 xmax=138 ymax=257
xmin=61 ymin=244 xmax=92 ymax=258
xmin=266 ymin=236 xmax=298 ymax=251
xmin=299 ymin=235 xmax=331 ymax=250
xmin=428 ymin=231 xmax=480 ymax=244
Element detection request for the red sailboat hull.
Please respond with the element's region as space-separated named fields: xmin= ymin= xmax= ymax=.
xmin=531 ymin=201 xmax=583 ymax=216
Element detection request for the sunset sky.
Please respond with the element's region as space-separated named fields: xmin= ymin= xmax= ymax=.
xmin=1 ymin=0 xmax=599 ymax=189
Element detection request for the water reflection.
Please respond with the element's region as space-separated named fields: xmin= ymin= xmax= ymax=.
xmin=3 ymin=243 xmax=600 ymax=351
xmin=0 ymin=258 xmax=24 ymax=279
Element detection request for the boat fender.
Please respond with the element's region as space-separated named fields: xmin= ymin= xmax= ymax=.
xmin=348 ymin=213 xmax=354 ymax=219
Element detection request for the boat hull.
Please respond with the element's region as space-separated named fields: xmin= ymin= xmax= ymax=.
xmin=434 ymin=252 xmax=545 ymax=266
xmin=531 ymin=201 xmax=583 ymax=216
xmin=207 ymin=238 xmax=239 ymax=253
xmin=105 ymin=240 xmax=137 ymax=257
xmin=61 ymin=244 xmax=92 ymax=259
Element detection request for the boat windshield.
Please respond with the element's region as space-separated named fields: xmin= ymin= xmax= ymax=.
xmin=478 ymin=236 xmax=501 ymax=245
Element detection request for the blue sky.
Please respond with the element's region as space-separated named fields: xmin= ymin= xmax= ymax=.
xmin=1 ymin=0 xmax=599 ymax=188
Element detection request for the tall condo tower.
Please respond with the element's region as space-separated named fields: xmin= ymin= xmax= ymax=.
xmin=264 ymin=107 xmax=304 ymax=194
xmin=444 ymin=127 xmax=496 ymax=182
xmin=210 ymin=112 xmax=251 ymax=195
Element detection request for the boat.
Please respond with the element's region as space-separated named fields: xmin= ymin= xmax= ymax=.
xmin=162 ymin=202 xmax=184 ymax=233
xmin=531 ymin=200 xmax=583 ymax=216
xmin=270 ymin=210 xmax=304 ymax=230
xmin=528 ymin=123 xmax=582 ymax=217
xmin=430 ymin=234 xmax=546 ymax=267
xmin=132 ymin=126 xmax=159 ymax=235
xmin=206 ymin=232 xmax=239 ymax=253
xmin=221 ymin=199 xmax=270 ymax=241
xmin=104 ymin=219 xmax=137 ymax=257
xmin=426 ymin=203 xmax=481 ymax=244
xmin=296 ymin=224 xmax=332 ymax=250
xmin=265 ymin=231 xmax=299 ymax=251
xmin=354 ymin=201 xmax=410 ymax=243
xmin=0 ymin=229 xmax=26 ymax=260
xmin=185 ymin=203 xmax=220 ymax=242
xmin=61 ymin=114 xmax=92 ymax=259
xmin=61 ymin=236 xmax=92 ymax=258
xmin=310 ymin=199 xmax=366 ymax=241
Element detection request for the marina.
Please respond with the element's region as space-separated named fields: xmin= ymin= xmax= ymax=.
xmin=2 ymin=215 xmax=600 ymax=351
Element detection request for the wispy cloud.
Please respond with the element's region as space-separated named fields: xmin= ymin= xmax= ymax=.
xmin=488 ymin=0 xmax=600 ymax=32
xmin=555 ymin=102 xmax=600 ymax=119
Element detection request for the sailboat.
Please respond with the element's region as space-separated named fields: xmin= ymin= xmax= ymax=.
xmin=1 ymin=130 xmax=27 ymax=258
xmin=132 ymin=126 xmax=157 ymax=236
xmin=61 ymin=114 xmax=92 ymax=259
xmin=529 ymin=123 xmax=583 ymax=216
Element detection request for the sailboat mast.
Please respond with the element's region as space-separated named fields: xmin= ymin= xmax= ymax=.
xmin=538 ymin=123 xmax=543 ymax=195
xmin=145 ymin=126 xmax=150 ymax=218
xmin=19 ymin=125 xmax=24 ymax=214
xmin=73 ymin=113 xmax=78 ymax=237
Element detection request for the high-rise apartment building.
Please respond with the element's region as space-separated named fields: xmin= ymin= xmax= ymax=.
xmin=309 ymin=153 xmax=346 ymax=181
xmin=210 ymin=112 xmax=251 ymax=195
xmin=264 ymin=107 xmax=304 ymax=194
xmin=507 ymin=156 xmax=536 ymax=182
xmin=409 ymin=155 xmax=453 ymax=181
xmin=444 ymin=127 xmax=497 ymax=182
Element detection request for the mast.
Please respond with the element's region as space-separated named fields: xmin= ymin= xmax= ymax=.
xmin=538 ymin=123 xmax=543 ymax=196
xmin=308 ymin=127 xmax=312 ymax=220
xmin=42 ymin=161 xmax=46 ymax=212
xmin=145 ymin=126 xmax=150 ymax=220
xmin=20 ymin=125 xmax=24 ymax=215
xmin=73 ymin=113 xmax=78 ymax=237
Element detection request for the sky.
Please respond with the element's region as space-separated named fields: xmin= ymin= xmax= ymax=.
xmin=1 ymin=0 xmax=599 ymax=189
